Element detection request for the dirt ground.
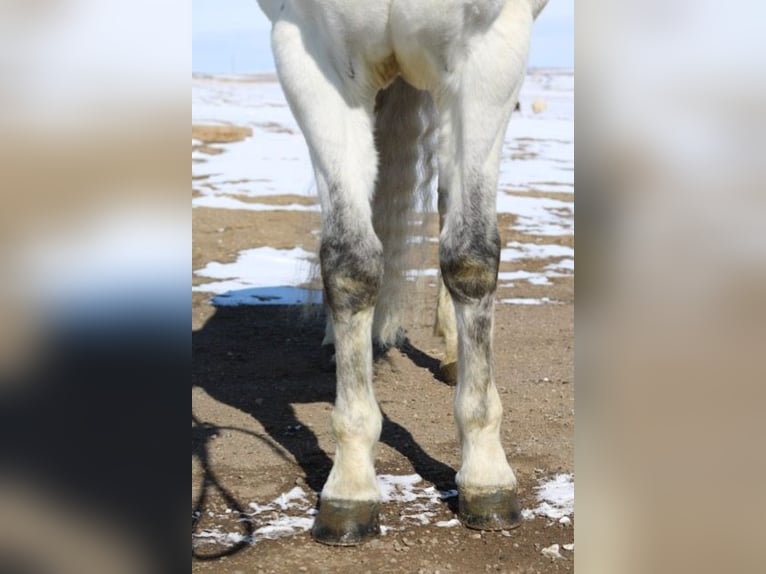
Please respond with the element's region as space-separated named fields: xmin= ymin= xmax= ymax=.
xmin=192 ymin=129 xmax=574 ymax=573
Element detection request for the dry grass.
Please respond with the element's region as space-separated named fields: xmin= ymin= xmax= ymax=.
xmin=192 ymin=124 xmax=253 ymax=144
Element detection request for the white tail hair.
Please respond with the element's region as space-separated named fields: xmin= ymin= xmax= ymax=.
xmin=371 ymin=77 xmax=437 ymax=347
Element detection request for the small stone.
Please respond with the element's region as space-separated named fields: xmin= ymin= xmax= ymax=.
xmin=403 ymin=537 xmax=415 ymax=546
xmin=390 ymin=558 xmax=398 ymax=565
xmin=298 ymin=568 xmax=307 ymax=572
xmin=563 ymin=543 xmax=574 ymax=551
xmin=501 ymin=530 xmax=511 ymax=537
xmin=541 ymin=543 xmax=563 ymax=560
xmin=559 ymin=516 xmax=571 ymax=526
xmin=470 ymin=533 xmax=482 ymax=540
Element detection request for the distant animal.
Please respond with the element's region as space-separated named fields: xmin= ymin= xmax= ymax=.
xmin=255 ymin=0 xmax=550 ymax=545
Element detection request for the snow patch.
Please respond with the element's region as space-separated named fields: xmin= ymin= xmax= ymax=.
xmin=193 ymin=195 xmax=319 ymax=212
xmin=541 ymin=543 xmax=564 ymax=560
xmin=497 ymin=193 xmax=574 ymax=236
xmin=193 ymin=246 xmax=314 ymax=294
xmin=501 ymin=241 xmax=574 ymax=261
xmin=192 ymin=71 xmax=574 ymax=226
xmin=376 ymin=474 xmax=457 ymax=528
xmin=193 ymin=486 xmax=315 ymax=549
xmin=525 ymin=474 xmax=575 ymax=520
xmin=193 ymin=474 xmax=462 ymax=549
xmin=499 ymin=297 xmax=562 ymax=305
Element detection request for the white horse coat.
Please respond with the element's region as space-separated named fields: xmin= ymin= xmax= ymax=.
xmin=255 ymin=0 xmax=549 ymax=545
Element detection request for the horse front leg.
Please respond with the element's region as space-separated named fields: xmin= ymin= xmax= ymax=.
xmin=435 ymin=1 xmax=532 ymax=530
xmin=270 ymin=12 xmax=384 ymax=546
xmin=441 ymin=202 xmax=520 ymax=529
xmin=312 ymin=219 xmax=384 ymax=545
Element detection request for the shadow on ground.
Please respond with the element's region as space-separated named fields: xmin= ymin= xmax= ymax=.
xmin=192 ymin=303 xmax=457 ymax=559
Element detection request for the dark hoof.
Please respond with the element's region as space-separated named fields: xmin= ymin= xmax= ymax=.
xmin=440 ymin=361 xmax=458 ymax=386
xmin=312 ymin=499 xmax=380 ymax=546
xmin=372 ymin=340 xmax=391 ymax=361
xmin=319 ymin=344 xmax=335 ymax=372
xmin=459 ymin=490 xmax=522 ymax=531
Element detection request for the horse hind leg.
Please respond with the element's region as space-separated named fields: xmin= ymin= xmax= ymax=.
xmin=434 ymin=187 xmax=459 ymax=386
xmin=271 ymin=17 xmax=383 ymax=545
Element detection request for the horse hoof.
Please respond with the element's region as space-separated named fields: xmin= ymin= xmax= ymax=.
xmin=458 ymin=489 xmax=522 ymax=531
xmin=440 ymin=361 xmax=458 ymax=386
xmin=312 ymin=499 xmax=380 ymax=546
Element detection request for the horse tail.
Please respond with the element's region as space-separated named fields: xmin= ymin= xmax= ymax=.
xmin=371 ymin=77 xmax=437 ymax=347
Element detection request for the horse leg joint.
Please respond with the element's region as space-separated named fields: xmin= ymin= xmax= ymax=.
xmin=320 ymin=233 xmax=383 ymax=314
xmin=439 ymin=223 xmax=501 ymax=304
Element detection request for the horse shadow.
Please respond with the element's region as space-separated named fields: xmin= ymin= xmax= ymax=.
xmin=192 ymin=296 xmax=458 ymax=558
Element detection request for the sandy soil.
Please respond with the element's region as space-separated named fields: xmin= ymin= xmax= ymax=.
xmin=192 ymin=126 xmax=574 ymax=573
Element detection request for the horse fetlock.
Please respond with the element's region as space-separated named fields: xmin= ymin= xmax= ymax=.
xmin=456 ymin=411 xmax=518 ymax=529
xmin=456 ymin=428 xmax=516 ymax=502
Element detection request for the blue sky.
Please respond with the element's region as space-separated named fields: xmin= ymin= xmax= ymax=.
xmin=193 ymin=0 xmax=574 ymax=74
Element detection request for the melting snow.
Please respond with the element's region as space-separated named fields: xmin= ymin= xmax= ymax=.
xmin=523 ymin=474 xmax=575 ymax=521
xmin=193 ymin=246 xmax=314 ymax=294
xmin=541 ymin=543 xmax=564 ymax=560
xmin=192 ymin=70 xmax=573 ymax=216
xmin=501 ymin=241 xmax=574 ymax=261
xmin=499 ymin=297 xmax=562 ymax=305
xmin=193 ymin=474 xmax=460 ymax=549
xmin=192 ymin=71 xmax=573 ymax=301
xmin=193 ymin=486 xmax=315 ymax=548
xmin=192 ymin=195 xmax=320 ymax=212
xmin=377 ymin=474 xmax=458 ymax=527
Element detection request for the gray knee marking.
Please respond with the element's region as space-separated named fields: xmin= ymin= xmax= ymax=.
xmin=320 ymin=232 xmax=383 ymax=314
xmin=440 ymin=223 xmax=500 ymax=304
